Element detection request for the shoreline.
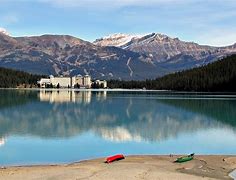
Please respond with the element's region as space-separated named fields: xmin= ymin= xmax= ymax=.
xmin=1 ymin=155 xmax=236 ymax=180
xmin=0 ymin=87 xmax=168 ymax=92
xmin=1 ymin=87 xmax=236 ymax=95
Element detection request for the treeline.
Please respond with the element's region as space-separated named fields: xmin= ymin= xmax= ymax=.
xmin=0 ymin=67 xmax=43 ymax=88
xmin=108 ymin=55 xmax=236 ymax=92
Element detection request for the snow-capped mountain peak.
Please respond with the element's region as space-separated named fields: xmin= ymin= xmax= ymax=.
xmin=94 ymin=33 xmax=144 ymax=47
xmin=0 ymin=27 xmax=10 ymax=36
xmin=93 ymin=32 xmax=177 ymax=48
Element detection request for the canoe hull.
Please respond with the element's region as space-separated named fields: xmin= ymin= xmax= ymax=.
xmin=175 ymin=154 xmax=194 ymax=163
xmin=175 ymin=156 xmax=193 ymax=163
xmin=106 ymin=154 xmax=125 ymax=163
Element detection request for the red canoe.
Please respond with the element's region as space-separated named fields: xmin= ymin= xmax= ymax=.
xmin=106 ymin=154 xmax=125 ymax=163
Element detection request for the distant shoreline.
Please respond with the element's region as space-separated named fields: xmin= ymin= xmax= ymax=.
xmin=0 ymin=88 xmax=236 ymax=97
xmin=1 ymin=88 xmax=236 ymax=95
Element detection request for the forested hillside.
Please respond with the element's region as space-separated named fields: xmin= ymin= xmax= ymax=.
xmin=108 ymin=55 xmax=236 ymax=92
xmin=1 ymin=54 xmax=236 ymax=91
xmin=0 ymin=67 xmax=43 ymax=88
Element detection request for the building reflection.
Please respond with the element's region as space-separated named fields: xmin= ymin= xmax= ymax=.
xmin=95 ymin=91 xmax=107 ymax=101
xmin=0 ymin=137 xmax=5 ymax=147
xmin=38 ymin=90 xmax=107 ymax=104
xmin=39 ymin=90 xmax=73 ymax=103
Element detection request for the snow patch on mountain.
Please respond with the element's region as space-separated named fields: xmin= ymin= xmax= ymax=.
xmin=0 ymin=28 xmax=10 ymax=36
xmin=93 ymin=32 xmax=176 ymax=48
xmin=94 ymin=33 xmax=144 ymax=47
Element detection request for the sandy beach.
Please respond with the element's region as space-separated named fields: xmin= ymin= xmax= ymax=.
xmin=1 ymin=155 xmax=236 ymax=180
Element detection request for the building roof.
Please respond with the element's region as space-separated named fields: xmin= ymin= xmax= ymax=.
xmin=39 ymin=78 xmax=50 ymax=83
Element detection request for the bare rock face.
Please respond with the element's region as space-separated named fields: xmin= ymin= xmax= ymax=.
xmin=0 ymin=33 xmax=158 ymax=80
xmin=0 ymin=30 xmax=236 ymax=80
xmin=94 ymin=33 xmax=236 ymax=63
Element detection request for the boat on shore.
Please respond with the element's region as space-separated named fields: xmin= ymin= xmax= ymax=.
xmin=105 ymin=154 xmax=125 ymax=163
xmin=175 ymin=153 xmax=194 ymax=163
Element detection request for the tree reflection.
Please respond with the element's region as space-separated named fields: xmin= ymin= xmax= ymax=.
xmin=0 ymin=90 xmax=235 ymax=142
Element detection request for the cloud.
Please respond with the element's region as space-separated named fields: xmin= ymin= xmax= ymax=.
xmin=37 ymin=0 xmax=236 ymax=9
xmin=38 ymin=0 xmax=201 ymax=9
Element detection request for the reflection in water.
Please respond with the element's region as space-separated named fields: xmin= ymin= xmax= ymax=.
xmin=99 ymin=127 xmax=143 ymax=142
xmin=1 ymin=90 xmax=236 ymax=165
xmin=159 ymin=98 xmax=236 ymax=127
xmin=39 ymin=90 xmax=90 ymax=104
xmin=38 ymin=90 xmax=107 ymax=104
xmin=0 ymin=90 xmax=235 ymax=142
xmin=0 ymin=90 xmax=38 ymax=109
xmin=0 ymin=137 xmax=5 ymax=147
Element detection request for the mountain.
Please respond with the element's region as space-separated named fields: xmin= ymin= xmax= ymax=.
xmin=0 ymin=31 xmax=236 ymax=80
xmin=0 ymin=33 xmax=159 ymax=80
xmin=94 ymin=33 xmax=236 ymax=63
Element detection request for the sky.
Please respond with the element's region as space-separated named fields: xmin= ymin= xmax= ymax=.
xmin=0 ymin=0 xmax=236 ymax=46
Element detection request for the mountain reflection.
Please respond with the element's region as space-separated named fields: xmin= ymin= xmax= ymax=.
xmin=0 ymin=137 xmax=5 ymax=147
xmin=0 ymin=90 xmax=235 ymax=142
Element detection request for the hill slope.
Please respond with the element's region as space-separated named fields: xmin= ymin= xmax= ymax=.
xmin=108 ymin=55 xmax=236 ymax=92
xmin=0 ymin=67 xmax=42 ymax=88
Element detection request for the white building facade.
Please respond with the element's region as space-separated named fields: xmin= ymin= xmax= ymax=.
xmin=38 ymin=74 xmax=94 ymax=88
xmin=37 ymin=78 xmax=51 ymax=88
xmin=83 ymin=75 xmax=92 ymax=88
xmin=71 ymin=75 xmax=83 ymax=87
xmin=50 ymin=76 xmax=71 ymax=88
xmin=95 ymin=80 xmax=107 ymax=88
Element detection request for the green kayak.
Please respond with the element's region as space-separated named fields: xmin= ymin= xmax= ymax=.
xmin=175 ymin=153 xmax=194 ymax=163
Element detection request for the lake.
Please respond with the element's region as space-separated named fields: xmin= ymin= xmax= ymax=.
xmin=0 ymin=89 xmax=236 ymax=166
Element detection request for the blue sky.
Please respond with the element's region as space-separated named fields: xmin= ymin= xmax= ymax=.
xmin=0 ymin=0 xmax=236 ymax=46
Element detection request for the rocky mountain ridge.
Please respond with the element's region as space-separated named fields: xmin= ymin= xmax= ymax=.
xmin=0 ymin=30 xmax=236 ymax=80
xmin=94 ymin=33 xmax=236 ymax=62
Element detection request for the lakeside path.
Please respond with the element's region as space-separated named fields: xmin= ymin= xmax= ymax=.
xmin=1 ymin=155 xmax=236 ymax=180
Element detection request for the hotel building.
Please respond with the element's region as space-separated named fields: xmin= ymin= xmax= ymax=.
xmin=38 ymin=75 xmax=107 ymax=89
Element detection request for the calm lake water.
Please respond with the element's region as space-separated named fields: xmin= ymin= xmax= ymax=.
xmin=0 ymin=89 xmax=236 ymax=166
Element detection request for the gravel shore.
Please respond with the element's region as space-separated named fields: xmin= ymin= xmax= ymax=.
xmin=0 ymin=155 xmax=236 ymax=180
